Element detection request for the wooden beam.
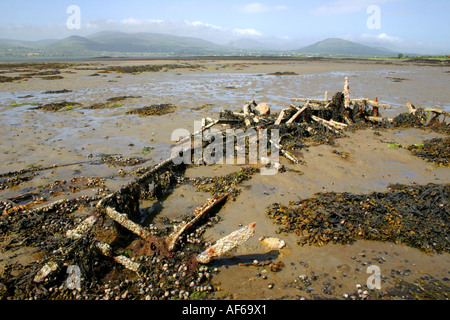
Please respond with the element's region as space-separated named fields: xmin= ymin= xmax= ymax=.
xmin=291 ymin=97 xmax=329 ymax=104
xmin=196 ymin=222 xmax=256 ymax=264
xmin=274 ymin=109 xmax=287 ymax=126
xmin=351 ymin=98 xmax=391 ymax=109
xmin=343 ymin=76 xmax=350 ymax=108
xmin=286 ymin=104 xmax=308 ymax=125
xmin=311 ymin=115 xmax=346 ymax=134
xmin=166 ymin=193 xmax=228 ymax=251
xmin=105 ymin=206 xmax=153 ymax=240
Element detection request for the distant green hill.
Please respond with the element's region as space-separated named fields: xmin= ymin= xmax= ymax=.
xmin=46 ymin=35 xmax=104 ymax=52
xmin=0 ymin=33 xmax=400 ymax=59
xmin=0 ymin=38 xmax=56 ymax=49
xmin=296 ymin=38 xmax=397 ymax=57
xmin=85 ymin=31 xmax=224 ymax=53
xmin=45 ymin=31 xmax=224 ymax=55
xmin=0 ymin=31 xmax=227 ymax=58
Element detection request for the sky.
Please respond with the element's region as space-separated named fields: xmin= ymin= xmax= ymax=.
xmin=0 ymin=0 xmax=449 ymax=54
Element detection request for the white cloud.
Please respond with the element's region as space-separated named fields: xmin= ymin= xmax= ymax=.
xmin=344 ymin=32 xmax=403 ymax=44
xmin=78 ymin=18 xmax=265 ymax=45
xmin=186 ymin=20 xmax=223 ymax=30
xmin=233 ymin=28 xmax=263 ymax=36
xmin=238 ymin=2 xmax=288 ymax=14
xmin=372 ymin=32 xmax=403 ymax=43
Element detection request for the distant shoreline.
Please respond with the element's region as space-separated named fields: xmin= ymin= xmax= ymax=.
xmin=1 ymin=55 xmax=449 ymax=67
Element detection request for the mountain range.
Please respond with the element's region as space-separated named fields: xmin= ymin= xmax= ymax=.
xmin=0 ymin=31 xmax=399 ymax=58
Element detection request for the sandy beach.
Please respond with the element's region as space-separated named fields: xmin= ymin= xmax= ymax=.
xmin=0 ymin=58 xmax=449 ymax=300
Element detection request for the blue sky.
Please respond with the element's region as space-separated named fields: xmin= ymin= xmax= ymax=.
xmin=0 ymin=0 xmax=449 ymax=53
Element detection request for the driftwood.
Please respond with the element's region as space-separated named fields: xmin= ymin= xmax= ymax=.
xmin=34 ymin=213 xmax=100 ymax=283
xmin=407 ymin=102 xmax=417 ymax=115
xmin=31 ymin=199 xmax=70 ymax=214
xmin=196 ymin=222 xmax=256 ymax=264
xmin=311 ymin=115 xmax=346 ymax=134
xmin=243 ymin=100 xmax=259 ymax=127
xmin=290 ymin=99 xmax=329 ymax=110
xmin=95 ymin=241 xmax=141 ymax=272
xmin=167 ymin=193 xmax=228 ymax=251
xmin=269 ymin=139 xmax=302 ymax=164
xmin=328 ymin=119 xmax=348 ymax=129
xmin=292 ymin=97 xmax=391 ymax=110
xmin=35 ymin=207 xmax=145 ymax=281
xmin=105 ymin=206 xmax=153 ymax=240
xmin=426 ymin=108 xmax=449 ymax=116
xmin=351 ymin=98 xmax=391 ymax=109
xmin=343 ymin=76 xmax=350 ymax=108
xmin=174 ymin=117 xmax=220 ymax=147
xmin=66 ymin=214 xmax=99 ymax=239
xmin=113 ymin=255 xmax=141 ymax=272
xmin=33 ymin=261 xmax=60 ymax=283
xmin=274 ymin=108 xmax=288 ymax=126
xmin=219 ymin=110 xmax=245 ymax=119
xmin=367 ymin=116 xmax=384 ymax=123
xmin=286 ymin=104 xmax=308 ymax=125
xmin=291 ymin=98 xmax=329 ymax=104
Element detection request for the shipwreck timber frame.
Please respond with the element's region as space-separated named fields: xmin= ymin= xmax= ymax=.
xmin=7 ymin=76 xmax=448 ymax=283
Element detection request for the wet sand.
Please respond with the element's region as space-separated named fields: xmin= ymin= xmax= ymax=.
xmin=0 ymin=58 xmax=449 ymax=300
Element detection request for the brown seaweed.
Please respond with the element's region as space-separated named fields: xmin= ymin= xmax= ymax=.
xmin=32 ymin=101 xmax=82 ymax=111
xmin=126 ymin=104 xmax=177 ymax=116
xmin=407 ymin=137 xmax=450 ymax=167
xmin=266 ymin=183 xmax=449 ymax=254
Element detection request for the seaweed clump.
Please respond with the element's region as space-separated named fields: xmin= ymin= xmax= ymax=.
xmin=392 ymin=110 xmax=427 ymax=128
xmin=407 ymin=137 xmax=450 ymax=167
xmin=383 ymin=276 xmax=450 ymax=300
xmin=32 ymin=101 xmax=82 ymax=112
xmin=105 ymin=64 xmax=201 ymax=74
xmin=186 ymin=167 xmax=260 ymax=199
xmin=266 ymin=183 xmax=449 ymax=254
xmin=392 ymin=105 xmax=449 ymax=135
xmin=126 ymin=104 xmax=177 ymax=116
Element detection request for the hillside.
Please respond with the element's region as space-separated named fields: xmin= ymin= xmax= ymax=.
xmin=0 ymin=31 xmax=227 ymax=58
xmin=296 ymin=38 xmax=397 ymax=57
xmin=85 ymin=31 xmax=224 ymax=52
xmin=46 ymin=35 xmax=104 ymax=52
xmin=0 ymin=33 xmax=401 ymax=59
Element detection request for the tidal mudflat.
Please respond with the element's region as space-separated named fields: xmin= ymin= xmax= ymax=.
xmin=0 ymin=58 xmax=449 ymax=300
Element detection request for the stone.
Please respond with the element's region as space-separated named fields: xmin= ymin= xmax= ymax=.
xmin=255 ymin=103 xmax=270 ymax=115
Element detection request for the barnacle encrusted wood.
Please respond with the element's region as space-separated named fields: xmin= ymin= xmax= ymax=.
xmin=196 ymin=222 xmax=256 ymax=264
xmin=167 ymin=193 xmax=228 ymax=251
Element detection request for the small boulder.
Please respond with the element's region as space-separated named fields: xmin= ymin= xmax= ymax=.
xmin=255 ymin=103 xmax=270 ymax=115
